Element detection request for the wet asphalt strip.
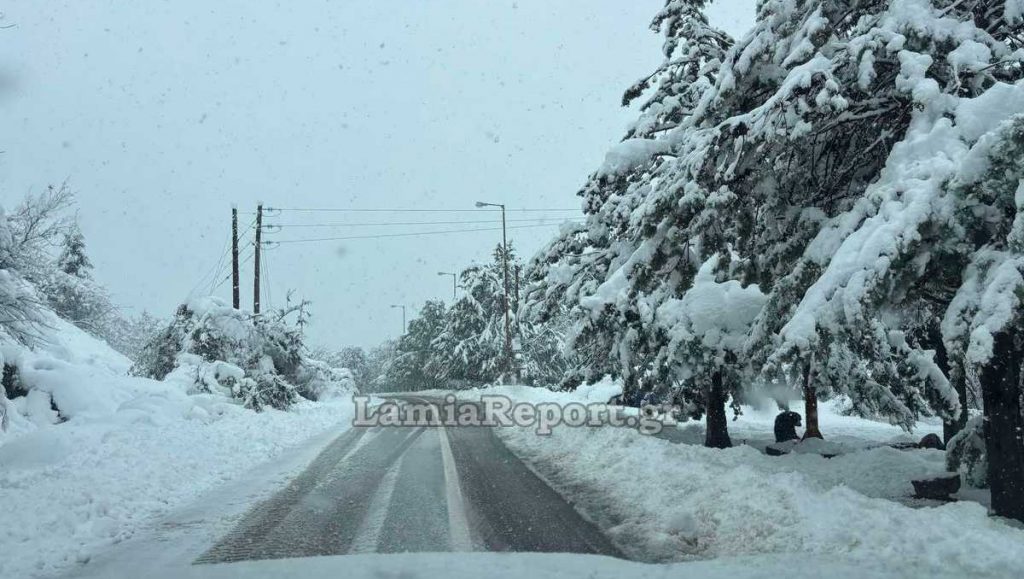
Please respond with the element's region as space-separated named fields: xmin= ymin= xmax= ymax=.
xmin=195 ymin=397 xmax=623 ymax=564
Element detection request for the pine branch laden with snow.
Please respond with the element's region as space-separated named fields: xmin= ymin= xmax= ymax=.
xmin=527 ymin=0 xmax=1024 ymax=431
xmin=623 ymin=0 xmax=733 ymax=140
xmin=650 ymin=255 xmax=766 ymax=414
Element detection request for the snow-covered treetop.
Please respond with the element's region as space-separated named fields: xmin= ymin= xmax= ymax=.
xmin=656 ymin=255 xmax=766 ymax=375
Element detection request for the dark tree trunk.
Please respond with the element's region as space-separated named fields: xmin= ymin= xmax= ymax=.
xmin=802 ymin=362 xmax=823 ymax=440
xmin=980 ymin=329 xmax=1024 ymax=523
xmin=705 ymin=371 xmax=732 ymax=449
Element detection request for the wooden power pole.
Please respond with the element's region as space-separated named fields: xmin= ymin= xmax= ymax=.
xmin=253 ymin=203 xmax=263 ymax=315
xmin=231 ymin=207 xmax=240 ymax=309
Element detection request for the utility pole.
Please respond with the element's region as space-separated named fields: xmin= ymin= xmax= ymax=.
xmin=231 ymin=206 xmax=240 ymax=309
xmin=513 ymin=263 xmax=521 ymax=312
xmin=253 ymin=203 xmax=263 ymax=315
xmin=475 ymin=201 xmax=512 ymax=376
xmin=391 ymin=304 xmax=406 ymax=334
xmin=438 ymin=271 xmax=457 ymax=301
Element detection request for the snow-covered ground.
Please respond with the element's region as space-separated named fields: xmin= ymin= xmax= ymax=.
xmin=0 ymin=317 xmax=356 ymax=579
xmin=427 ymin=382 xmax=1024 ymax=577
xmin=63 ymin=551 xmax=1001 ymax=579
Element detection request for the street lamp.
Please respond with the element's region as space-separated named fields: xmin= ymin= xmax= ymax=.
xmin=474 ymin=200 xmax=512 ymax=376
xmin=390 ymin=304 xmax=406 ymax=334
xmin=437 ymin=272 xmax=457 ymax=300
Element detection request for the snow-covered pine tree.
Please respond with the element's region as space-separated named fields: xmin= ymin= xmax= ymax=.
xmin=523 ymin=223 xmax=620 ymax=390
xmin=654 ymin=255 xmax=766 ymax=447
xmin=712 ymin=0 xmax=1024 ymax=518
xmin=381 ymin=300 xmax=447 ymax=391
xmin=622 ymin=0 xmax=731 ymax=139
xmin=742 ymin=0 xmax=1024 ymax=439
xmin=940 ymin=108 xmax=1024 ymax=521
xmin=57 ymin=224 xmax=92 ymax=278
xmin=427 ymin=249 xmax=510 ymax=386
xmin=525 ymin=0 xmax=732 ymax=403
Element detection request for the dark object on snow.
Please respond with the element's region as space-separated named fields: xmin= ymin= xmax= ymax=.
xmin=774 ymin=410 xmax=802 ymax=443
xmin=608 ymin=389 xmax=667 ymax=408
xmin=911 ymin=473 xmax=961 ymax=501
xmin=765 ymin=443 xmax=790 ymax=457
xmin=919 ymin=433 xmax=945 ymax=450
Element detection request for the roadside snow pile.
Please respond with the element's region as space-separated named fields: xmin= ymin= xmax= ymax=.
xmin=500 ymin=423 xmax=1024 ymax=576
xmin=0 ymin=296 xmax=358 ymax=579
xmin=0 ymin=379 xmax=355 ymax=579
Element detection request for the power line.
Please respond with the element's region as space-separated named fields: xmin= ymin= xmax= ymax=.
xmin=272 ymin=222 xmax=581 ymax=244
xmin=269 ymin=217 xmax=576 ymax=228
xmin=264 ymin=207 xmax=579 ymax=214
xmin=213 ymin=247 xmax=255 ymax=292
xmin=189 ymin=233 xmax=232 ymax=297
xmin=263 ymin=251 xmax=273 ymax=308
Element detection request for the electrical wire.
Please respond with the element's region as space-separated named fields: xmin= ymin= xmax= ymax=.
xmin=265 ymin=207 xmax=579 ymax=213
xmin=271 ymin=222 xmax=581 ymax=244
xmin=269 ymin=217 xmax=575 ymax=228
xmin=211 ymin=243 xmax=255 ymax=291
xmin=189 ymin=233 xmax=232 ymax=297
xmin=262 ymin=250 xmax=272 ymax=309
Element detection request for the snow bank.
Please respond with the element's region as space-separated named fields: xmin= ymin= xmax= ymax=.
xmin=426 ymin=384 xmax=1016 ymax=575
xmin=0 ymin=394 xmax=354 ymax=579
xmin=0 ymin=305 xmax=357 ymax=579
xmin=499 ymin=422 xmax=1024 ymax=576
xmin=153 ymin=551 xmax=980 ymax=579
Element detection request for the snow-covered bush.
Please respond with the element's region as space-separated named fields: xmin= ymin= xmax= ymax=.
xmin=295 ymin=358 xmax=356 ymax=401
xmin=309 ymin=345 xmax=371 ymax=390
xmin=133 ymin=297 xmax=351 ymax=411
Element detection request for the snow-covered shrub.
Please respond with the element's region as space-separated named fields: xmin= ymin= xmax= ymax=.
xmin=97 ymin=310 xmax=165 ymax=362
xmin=947 ymin=415 xmax=988 ymax=488
xmin=30 ymin=267 xmax=115 ymax=335
xmin=133 ymin=297 xmax=350 ymax=411
xmin=309 ymin=345 xmax=370 ymax=389
xmin=295 ymin=359 xmax=356 ymax=401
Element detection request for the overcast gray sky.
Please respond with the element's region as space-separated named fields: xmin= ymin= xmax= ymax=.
xmin=2 ymin=0 xmax=755 ymax=349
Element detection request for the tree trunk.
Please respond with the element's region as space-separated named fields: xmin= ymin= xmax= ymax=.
xmin=931 ymin=336 xmax=969 ymax=445
xmin=802 ymin=362 xmax=823 ymax=440
xmin=705 ymin=371 xmax=732 ymax=449
xmin=980 ymin=329 xmax=1024 ymax=523
xmin=944 ymin=359 xmax=970 ymax=446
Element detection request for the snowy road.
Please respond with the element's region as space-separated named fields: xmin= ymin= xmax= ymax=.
xmin=195 ymin=397 xmax=622 ymax=563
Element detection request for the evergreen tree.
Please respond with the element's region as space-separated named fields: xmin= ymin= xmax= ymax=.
xmin=622 ymin=0 xmax=731 ymax=139
xmin=428 ymin=255 xmax=508 ymax=385
xmin=531 ymin=0 xmax=1024 ymax=452
xmin=525 ymin=0 xmax=732 ymax=404
xmin=381 ymin=300 xmax=448 ymax=391
xmin=57 ymin=224 xmax=92 ymax=278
